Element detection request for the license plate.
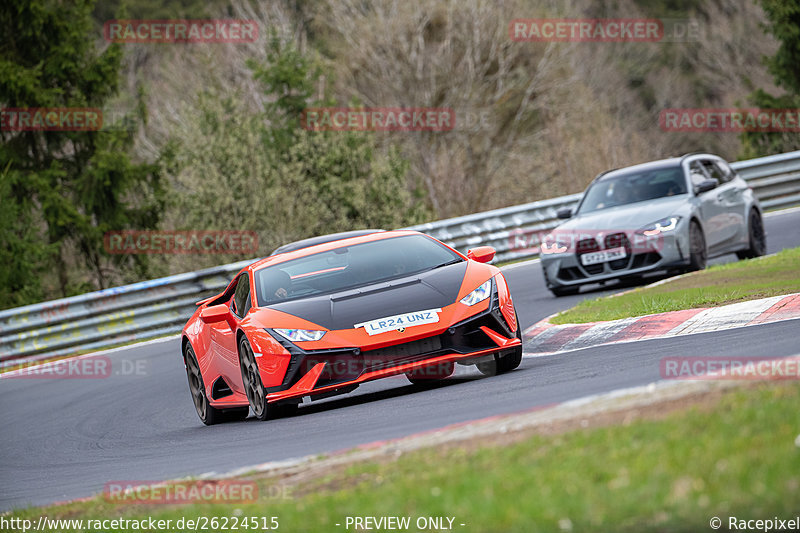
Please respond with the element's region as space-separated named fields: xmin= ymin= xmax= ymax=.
xmin=354 ymin=308 xmax=442 ymax=336
xmin=580 ymin=247 xmax=627 ymax=266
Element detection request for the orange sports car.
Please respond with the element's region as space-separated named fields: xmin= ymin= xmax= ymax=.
xmin=181 ymin=229 xmax=522 ymax=424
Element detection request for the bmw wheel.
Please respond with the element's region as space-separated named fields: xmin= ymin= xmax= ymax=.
xmin=736 ymin=210 xmax=767 ymax=259
xmin=687 ymin=221 xmax=707 ymax=272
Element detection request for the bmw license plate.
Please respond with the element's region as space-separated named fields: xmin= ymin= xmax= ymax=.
xmin=580 ymin=247 xmax=627 ymax=266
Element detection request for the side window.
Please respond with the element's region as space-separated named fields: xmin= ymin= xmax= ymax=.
xmin=701 ymin=160 xmax=726 ymax=184
xmin=711 ymin=160 xmax=734 ymax=183
xmin=688 ymin=161 xmax=708 ymax=188
xmin=231 ymin=274 xmax=252 ymax=318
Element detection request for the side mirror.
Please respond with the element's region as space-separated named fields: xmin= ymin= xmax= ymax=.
xmin=200 ymin=304 xmax=230 ymax=323
xmin=466 ymin=246 xmax=496 ymax=263
xmin=695 ymin=179 xmax=718 ymax=194
xmin=556 ymin=207 xmax=573 ymax=219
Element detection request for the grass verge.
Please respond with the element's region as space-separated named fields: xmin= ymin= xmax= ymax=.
xmin=551 ymin=247 xmax=800 ymax=325
xmin=8 ymin=383 xmax=800 ymax=532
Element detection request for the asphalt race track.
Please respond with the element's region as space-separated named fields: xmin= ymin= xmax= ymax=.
xmin=1 ymin=209 xmax=799 ymax=510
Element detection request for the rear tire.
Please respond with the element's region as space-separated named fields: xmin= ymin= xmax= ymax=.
xmin=476 ymin=318 xmax=523 ymax=376
xmin=736 ymin=210 xmax=766 ymax=260
xmin=184 ymin=343 xmax=248 ymax=425
xmin=686 ymin=221 xmax=707 ymax=272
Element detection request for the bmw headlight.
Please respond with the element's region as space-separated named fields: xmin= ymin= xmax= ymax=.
xmin=273 ymin=328 xmax=326 ymax=342
xmin=638 ymin=216 xmax=681 ymax=236
xmin=541 ymin=240 xmax=568 ymax=255
xmin=460 ymin=279 xmax=492 ymax=306
xmin=540 ymin=233 xmax=569 ymax=254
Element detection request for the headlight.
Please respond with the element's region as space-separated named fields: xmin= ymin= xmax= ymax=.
xmin=540 ymin=233 xmax=568 ymax=254
xmin=460 ymin=279 xmax=492 ymax=306
xmin=540 ymin=241 xmax=568 ymax=254
xmin=273 ymin=328 xmax=326 ymax=342
xmin=637 ymin=216 xmax=681 ymax=236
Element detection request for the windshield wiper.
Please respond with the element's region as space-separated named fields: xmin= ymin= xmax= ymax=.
xmin=432 ymin=259 xmax=462 ymax=269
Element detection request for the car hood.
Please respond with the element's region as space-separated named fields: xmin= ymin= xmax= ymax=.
xmin=559 ymin=196 xmax=687 ymax=232
xmin=262 ymin=262 xmax=470 ymax=331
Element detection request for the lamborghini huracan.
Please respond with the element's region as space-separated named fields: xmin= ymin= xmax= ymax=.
xmin=181 ymin=229 xmax=523 ymax=424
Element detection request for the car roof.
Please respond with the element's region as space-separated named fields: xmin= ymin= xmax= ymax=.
xmin=596 ymin=152 xmax=724 ymax=182
xmin=597 ymin=158 xmax=683 ymax=181
xmin=250 ymin=229 xmax=431 ymax=273
xmin=270 ymin=229 xmax=385 ymax=256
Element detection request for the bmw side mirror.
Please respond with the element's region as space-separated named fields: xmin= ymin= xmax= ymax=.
xmin=556 ymin=207 xmax=573 ymax=219
xmin=467 ymin=246 xmax=496 ymax=263
xmin=695 ymin=179 xmax=718 ymax=194
xmin=200 ymin=304 xmax=231 ymax=323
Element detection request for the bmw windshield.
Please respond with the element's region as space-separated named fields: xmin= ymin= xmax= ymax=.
xmin=254 ymin=234 xmax=462 ymax=306
xmin=577 ymin=166 xmax=687 ymax=215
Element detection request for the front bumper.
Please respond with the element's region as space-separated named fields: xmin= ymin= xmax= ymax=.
xmin=541 ymin=230 xmax=690 ymax=288
xmin=264 ymin=295 xmax=519 ymax=403
xmin=266 ymin=339 xmax=519 ymax=403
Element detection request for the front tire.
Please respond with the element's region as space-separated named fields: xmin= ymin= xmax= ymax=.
xmin=184 ymin=343 xmax=248 ymax=425
xmin=239 ymin=335 xmax=270 ymax=421
xmin=736 ymin=210 xmax=766 ymax=260
xmin=477 ymin=318 xmax=523 ymax=376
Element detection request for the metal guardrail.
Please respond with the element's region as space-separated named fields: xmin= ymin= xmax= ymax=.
xmin=2 ymin=150 xmax=799 ymax=365
xmin=0 ymin=260 xmax=254 ymax=365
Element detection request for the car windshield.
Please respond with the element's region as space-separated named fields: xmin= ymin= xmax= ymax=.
xmin=577 ymin=166 xmax=687 ymax=215
xmin=254 ymin=234 xmax=462 ymax=306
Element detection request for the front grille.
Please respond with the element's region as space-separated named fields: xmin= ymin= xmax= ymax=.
xmin=363 ymin=336 xmax=442 ymax=363
xmin=577 ymin=238 xmax=599 ymax=253
xmin=577 ymin=237 xmax=603 ymax=275
xmin=604 ymin=233 xmax=632 ymax=270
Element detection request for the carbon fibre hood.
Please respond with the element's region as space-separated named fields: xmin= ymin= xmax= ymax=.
xmin=265 ymin=262 xmax=469 ymax=331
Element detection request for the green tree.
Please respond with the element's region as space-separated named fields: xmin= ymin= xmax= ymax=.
xmin=0 ymin=0 xmax=164 ymax=308
xmin=160 ymin=37 xmax=429 ymax=265
xmin=740 ymin=0 xmax=800 ymax=157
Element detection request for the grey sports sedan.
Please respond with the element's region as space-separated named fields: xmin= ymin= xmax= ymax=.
xmin=540 ymin=153 xmax=766 ymax=296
